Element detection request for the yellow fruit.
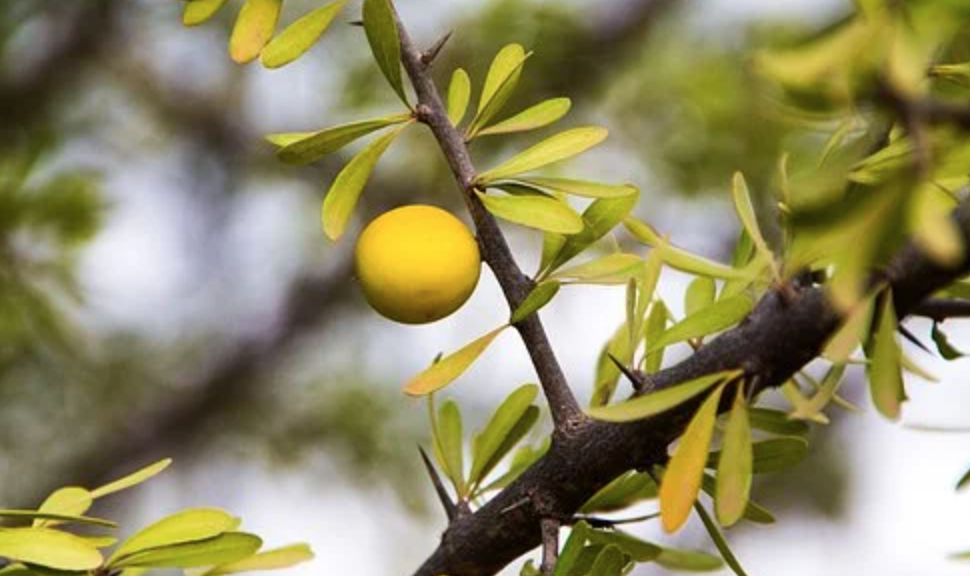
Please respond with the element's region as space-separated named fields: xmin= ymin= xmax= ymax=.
xmin=354 ymin=205 xmax=481 ymax=324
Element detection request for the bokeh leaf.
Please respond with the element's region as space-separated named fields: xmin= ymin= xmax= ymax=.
xmin=91 ymin=459 xmax=172 ymax=499
xmin=0 ymin=529 xmax=102 ymax=571
xmin=731 ymin=172 xmax=776 ymax=278
xmin=404 ymin=326 xmax=506 ymax=396
xmin=685 ymin=277 xmax=716 ymax=317
xmin=866 ymin=291 xmax=905 ymax=420
xmin=199 ymin=544 xmax=314 ymax=575
xmin=184 ymin=0 xmax=230 ymax=26
xmin=362 ymin=0 xmax=408 ymax=105
xmin=747 ymin=408 xmax=810 ymax=437
xmin=112 ymin=533 xmax=262 ymax=569
xmin=694 ymin=503 xmax=750 ymax=576
xmin=0 ymin=510 xmax=115 ymax=528
xmin=932 ymin=322 xmax=966 ymax=360
xmin=229 ymin=0 xmax=283 ymax=64
xmin=261 ymin=0 xmax=349 ymax=68
xmin=321 ymin=125 xmax=407 ymax=240
xmin=33 ymin=487 xmax=92 ymax=528
xmin=660 ymin=384 xmax=726 ymax=533
xmin=654 ymin=544 xmax=723 ymax=572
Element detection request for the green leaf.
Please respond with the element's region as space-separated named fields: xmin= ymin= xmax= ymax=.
xmin=91 ymin=459 xmax=172 ymax=499
xmin=701 ymin=474 xmax=775 ymax=525
xmin=362 ymin=0 xmax=408 ymax=105
xmin=469 ymin=384 xmax=539 ymax=486
xmin=0 ymin=529 xmax=102 ymax=571
xmin=580 ymin=471 xmax=657 ymax=514
xmin=957 ymin=466 xmax=970 ymax=491
xmin=477 ymin=438 xmax=549 ymax=493
xmin=0 ymin=510 xmax=116 ymax=528
xmin=437 ymin=400 xmax=465 ymax=495
xmin=199 ymin=544 xmax=314 ymax=575
xmin=715 ymin=389 xmax=752 ymax=528
xmin=273 ymin=114 xmax=411 ymax=166
xmin=866 ymin=291 xmax=905 ymax=420
xmin=477 ymin=127 xmax=608 ymax=183
xmin=694 ymin=503 xmax=750 ymax=576
xmin=109 ymin=509 xmax=238 ymax=564
xmin=554 ymin=522 xmax=590 ymax=576
xmin=643 ymin=299 xmax=668 ymax=374
xmin=686 ymin=277 xmax=716 ymax=317
xmin=588 ymin=370 xmax=739 ymax=423
xmin=586 ymin=529 xmax=661 ymax=563
xmin=503 ymin=177 xmax=637 ymax=199
xmin=404 ymin=326 xmax=507 ymax=396
xmin=747 ymin=408 xmax=810 ymax=436
xmin=647 ymin=294 xmax=754 ymax=353
xmin=660 ymin=384 xmax=727 ymax=533
xmin=229 ymin=0 xmax=283 ymax=64
xmin=790 ymin=364 xmax=847 ymax=421
xmin=183 ymin=0 xmax=230 ymax=26
xmin=588 ymin=544 xmax=626 ymax=576
xmin=477 ymin=98 xmax=572 ymax=137
xmin=321 ymin=125 xmax=406 ymax=240
xmin=591 ymin=322 xmax=633 ymax=407
xmin=731 ymin=172 xmax=776 ymax=278
xmin=709 ymin=438 xmax=809 ymax=474
xmin=551 ymin=253 xmax=644 ymax=285
xmin=511 ymin=281 xmax=560 ymax=324
xmin=476 ymin=191 xmax=583 ymax=234
xmin=654 ymin=545 xmax=723 ymax=572
xmin=468 ymin=44 xmax=529 ymax=137
xmin=112 ymin=533 xmax=262 ymax=569
xmin=932 ymin=322 xmax=965 ymax=360
xmin=623 ymin=218 xmax=753 ymax=280
xmin=260 ymin=1 xmax=349 ymax=68
xmin=823 ymin=294 xmax=875 ymax=363
xmin=33 ymin=488 xmax=92 ymax=528
xmin=546 ymin=192 xmax=640 ymax=273
xmin=447 ymin=69 xmax=471 ymax=127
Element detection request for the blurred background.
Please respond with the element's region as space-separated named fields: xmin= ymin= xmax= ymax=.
xmin=1 ymin=0 xmax=969 ymax=574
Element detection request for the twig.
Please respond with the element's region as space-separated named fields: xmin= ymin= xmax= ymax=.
xmin=539 ymin=518 xmax=560 ymax=576
xmin=393 ymin=12 xmax=584 ymax=431
xmin=911 ymin=298 xmax=970 ymax=321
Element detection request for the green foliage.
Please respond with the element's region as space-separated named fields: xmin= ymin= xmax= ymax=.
xmin=0 ymin=460 xmax=311 ymax=575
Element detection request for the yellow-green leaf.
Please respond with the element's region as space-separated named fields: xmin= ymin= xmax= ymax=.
xmin=183 ymin=0 xmax=230 ymax=26
xmin=260 ymin=0 xmax=349 ymax=68
xmin=791 ymin=364 xmax=846 ymax=421
xmin=476 ymin=191 xmax=583 ymax=234
xmin=404 ymin=326 xmax=506 ymax=396
xmin=545 ymin=191 xmax=640 ymax=274
xmin=112 ymin=533 xmax=262 ymax=569
xmin=447 ymin=68 xmax=471 ymax=127
xmin=511 ymin=281 xmax=560 ymax=324
xmin=588 ymin=370 xmax=740 ymax=423
xmin=551 ymin=253 xmax=644 ymax=285
xmin=643 ymin=300 xmax=668 ymax=374
xmin=731 ymin=172 xmax=777 ymax=279
xmin=685 ymin=277 xmax=716 ymax=317
xmin=229 ymin=0 xmax=283 ymax=64
xmin=362 ymin=0 xmax=408 ymax=105
xmin=0 ymin=510 xmax=115 ymax=528
xmin=867 ymin=291 xmax=905 ymax=420
xmin=647 ymin=294 xmax=754 ymax=353
xmin=661 ymin=384 xmax=726 ymax=533
xmin=321 ymin=125 xmax=406 ymax=240
xmin=33 ymin=487 xmax=92 ymax=528
xmin=109 ymin=509 xmax=238 ymax=564
xmin=273 ymin=114 xmax=411 ymax=165
xmin=624 ymin=218 xmax=753 ymax=281
xmin=91 ymin=459 xmax=172 ymax=500
xmin=436 ymin=400 xmax=465 ymax=494
xmin=477 ymin=127 xmax=608 ymax=183
xmin=199 ymin=544 xmax=314 ymax=575
xmin=469 ymin=384 xmax=539 ymax=485
xmin=654 ymin=544 xmax=724 ymax=572
xmin=715 ymin=388 xmax=752 ymax=528
xmin=478 ymin=98 xmax=571 ymax=137
xmin=0 ymin=528 xmax=102 ymax=571
xmin=468 ymin=44 xmax=529 ymax=137
xmin=514 ymin=177 xmax=637 ymax=199
xmin=823 ymin=294 xmax=875 ymax=362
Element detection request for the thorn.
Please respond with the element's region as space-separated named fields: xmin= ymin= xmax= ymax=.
xmin=500 ymin=496 xmax=531 ymax=515
xmin=418 ymin=446 xmax=458 ymax=522
xmin=570 ymin=513 xmax=660 ymax=528
xmin=421 ymin=30 xmax=453 ymax=66
xmin=347 ymin=19 xmax=364 ymax=27
xmin=608 ymin=352 xmax=647 ymax=392
xmin=898 ymin=324 xmax=932 ymax=354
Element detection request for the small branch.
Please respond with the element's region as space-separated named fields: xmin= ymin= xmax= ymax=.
xmin=539 ymin=518 xmax=560 ymax=576
xmin=910 ymin=298 xmax=970 ymax=321
xmin=419 ymin=446 xmax=459 ymax=523
xmin=393 ymin=12 xmax=584 ymax=431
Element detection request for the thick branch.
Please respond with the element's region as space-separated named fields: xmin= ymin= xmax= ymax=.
xmin=910 ymin=298 xmax=970 ymax=321
xmin=394 ymin=16 xmax=583 ymax=430
xmin=411 ymin=197 xmax=970 ymax=575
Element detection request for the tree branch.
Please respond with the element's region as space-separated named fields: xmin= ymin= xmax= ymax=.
xmin=394 ymin=14 xmax=584 ymax=431
xmin=910 ymin=298 xmax=970 ymax=321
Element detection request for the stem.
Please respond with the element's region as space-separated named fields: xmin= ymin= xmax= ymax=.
xmin=540 ymin=518 xmax=560 ymax=575
xmin=393 ymin=13 xmax=584 ymax=431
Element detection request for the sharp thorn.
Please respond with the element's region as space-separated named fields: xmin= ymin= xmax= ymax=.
xmin=418 ymin=446 xmax=458 ymax=522
xmin=608 ymin=352 xmax=646 ymax=391
xmin=421 ymin=30 xmax=453 ymax=66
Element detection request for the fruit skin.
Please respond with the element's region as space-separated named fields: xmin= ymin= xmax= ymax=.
xmin=354 ymin=205 xmax=482 ymax=324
